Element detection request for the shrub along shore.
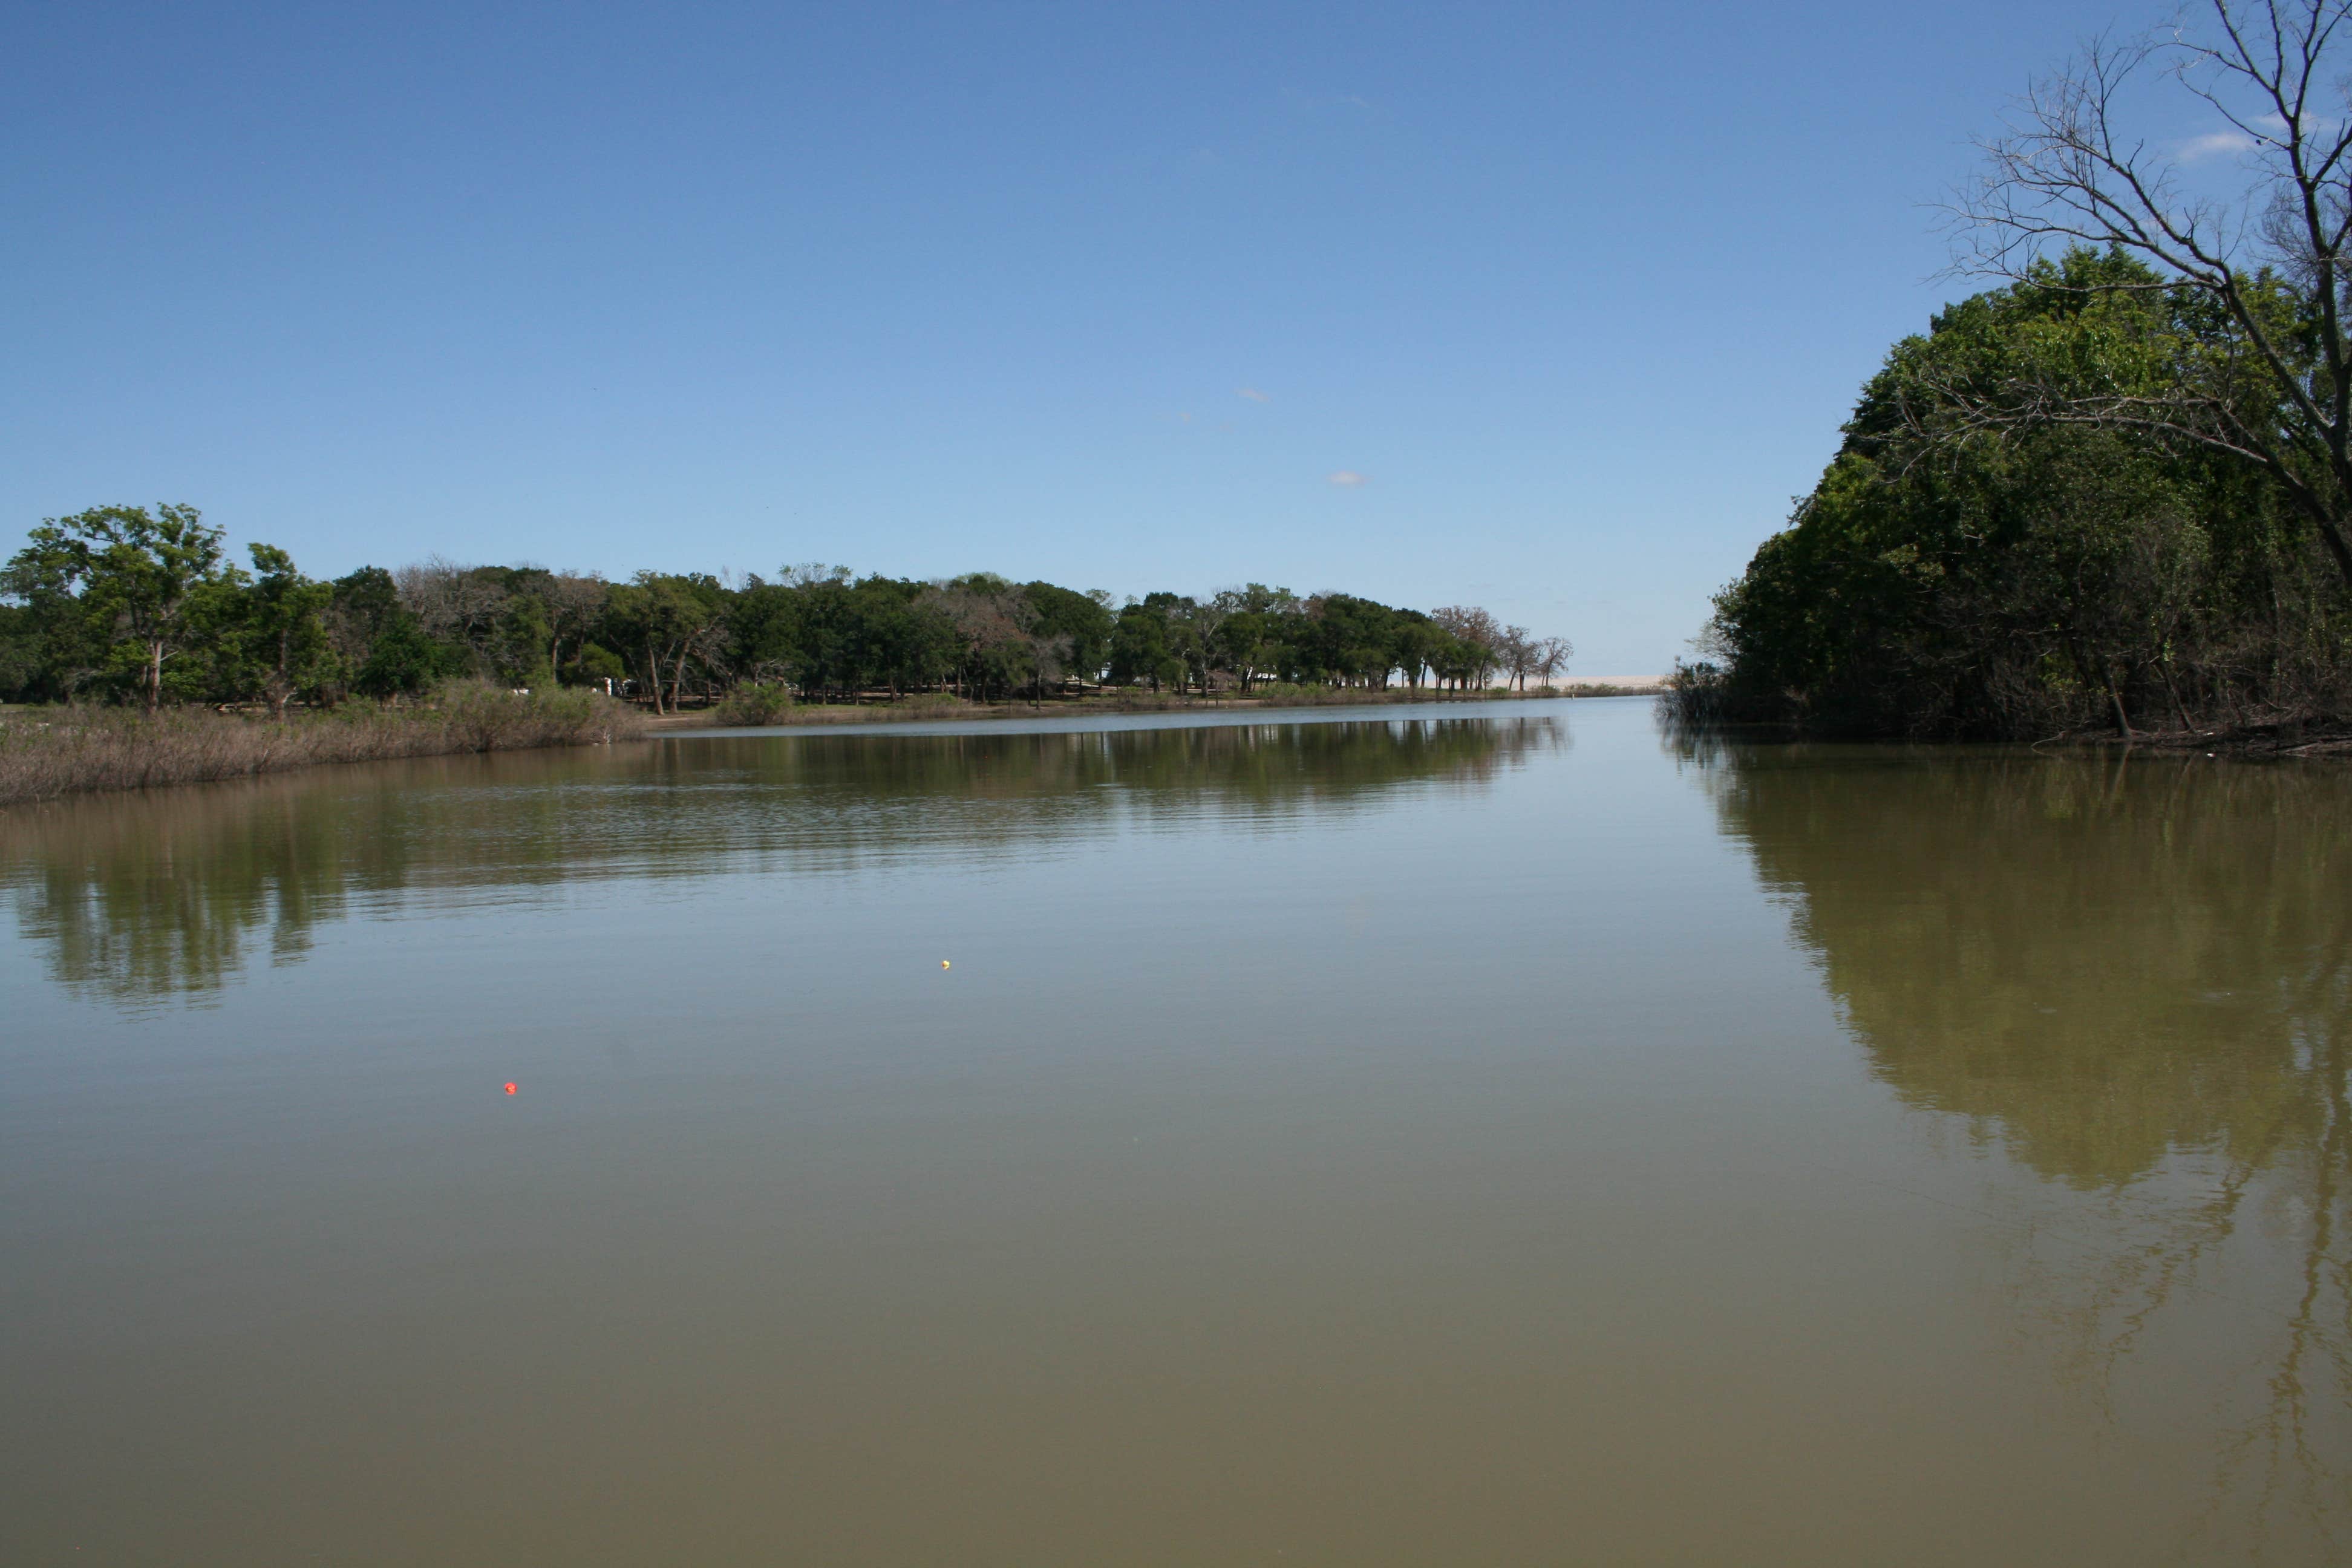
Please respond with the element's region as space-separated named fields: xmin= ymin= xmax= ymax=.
xmin=0 ymin=686 xmax=645 ymax=808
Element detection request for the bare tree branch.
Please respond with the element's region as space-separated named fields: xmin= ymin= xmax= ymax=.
xmin=1943 ymin=2 xmax=2352 ymax=586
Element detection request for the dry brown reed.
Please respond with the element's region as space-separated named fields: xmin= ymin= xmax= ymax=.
xmin=0 ymin=685 xmax=648 ymax=807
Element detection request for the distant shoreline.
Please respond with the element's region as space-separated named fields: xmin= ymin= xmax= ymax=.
xmin=645 ymin=680 xmax=1668 ymax=732
xmin=1 ymin=682 xmax=1669 ymax=809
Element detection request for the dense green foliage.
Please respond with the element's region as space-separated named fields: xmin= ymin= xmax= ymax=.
xmin=1693 ymin=249 xmax=2352 ymax=737
xmin=2 ymin=512 xmax=1570 ymax=712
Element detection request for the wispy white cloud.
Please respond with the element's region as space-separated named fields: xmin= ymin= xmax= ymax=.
xmin=1236 ymin=387 xmax=1269 ymax=402
xmin=2254 ymin=111 xmax=2341 ymax=139
xmin=1327 ymin=470 xmax=1367 ymax=486
xmin=2180 ymin=129 xmax=2258 ymax=161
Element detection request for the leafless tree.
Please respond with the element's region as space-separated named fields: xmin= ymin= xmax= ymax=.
xmin=1025 ymin=631 xmax=1073 ymax=698
xmin=1535 ymin=635 xmax=1573 ymax=687
xmin=1487 ymin=626 xmax=1575 ymax=692
xmin=1498 ymin=624 xmax=1537 ymax=692
xmin=393 ymin=556 xmax=505 ymax=643
xmin=1171 ymin=596 xmax=1230 ymax=696
xmin=1946 ymin=0 xmax=2352 ymax=586
xmin=920 ymin=580 xmax=1033 ymax=698
xmin=537 ymin=572 xmax=609 ymax=675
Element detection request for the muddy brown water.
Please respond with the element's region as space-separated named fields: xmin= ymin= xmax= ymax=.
xmin=2 ymin=699 xmax=2345 ymax=1565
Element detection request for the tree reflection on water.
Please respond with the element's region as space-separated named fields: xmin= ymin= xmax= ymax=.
xmin=1683 ymin=734 xmax=2351 ymax=1553
xmin=0 ymin=715 xmax=1560 ymax=1004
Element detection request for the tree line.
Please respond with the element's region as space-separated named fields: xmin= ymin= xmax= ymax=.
xmin=1688 ymin=2 xmax=2352 ymax=739
xmin=0 ymin=505 xmax=1570 ymax=713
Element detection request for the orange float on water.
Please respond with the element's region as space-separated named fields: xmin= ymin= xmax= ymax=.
xmin=503 ymin=1082 xmax=517 ymax=1095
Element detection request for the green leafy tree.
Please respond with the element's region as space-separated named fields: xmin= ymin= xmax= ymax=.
xmin=726 ymin=578 xmax=809 ymax=687
xmin=327 ymin=566 xmax=462 ymax=702
xmin=1701 ymin=249 xmax=2336 ymax=736
xmin=1207 ymin=587 xmax=1302 ymax=690
xmin=1108 ymin=597 xmax=1181 ymax=690
xmin=328 ymin=567 xmax=402 ymax=652
xmin=1166 ymin=596 xmax=1231 ymax=693
xmin=0 ymin=550 xmax=108 ymax=702
xmin=237 ymin=545 xmax=335 ymax=715
xmin=352 ymin=612 xmax=460 ymax=699
xmin=1024 ymin=581 xmax=1114 ymax=685
xmin=572 ymin=641 xmax=626 ymax=688
xmin=604 ymin=572 xmax=728 ymax=713
xmin=4 ymin=504 xmax=227 ymax=711
xmin=867 ymin=590 xmax=961 ymax=696
xmin=0 ymin=601 xmax=38 ymax=700
xmin=1950 ymin=0 xmax=2352 ymax=590
xmin=491 ymin=589 xmax=555 ymax=688
xmin=1425 ymin=630 xmax=1479 ymax=693
xmin=1430 ymin=605 xmax=1503 ymax=690
xmin=779 ymin=575 xmax=856 ymax=697
xmin=1214 ymin=610 xmax=1274 ymax=691
xmin=1305 ymin=594 xmax=1400 ymax=687
xmin=520 ymin=571 xmax=610 ymax=682
xmin=1388 ymin=612 xmax=1443 ymax=693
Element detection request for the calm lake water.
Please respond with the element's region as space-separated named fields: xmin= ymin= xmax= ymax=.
xmin=2 ymin=697 xmax=2347 ymax=1566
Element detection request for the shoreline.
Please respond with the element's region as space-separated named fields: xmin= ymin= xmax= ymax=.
xmin=1664 ymin=712 xmax=2352 ymax=760
xmin=645 ymin=679 xmax=1669 ymax=733
xmin=1 ymin=682 xmax=1668 ymax=808
xmin=0 ymin=690 xmax=644 ymax=810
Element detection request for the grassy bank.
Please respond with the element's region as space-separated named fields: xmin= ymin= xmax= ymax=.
xmin=0 ymin=685 xmax=647 ymax=807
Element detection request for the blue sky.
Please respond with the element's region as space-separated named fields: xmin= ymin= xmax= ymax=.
xmin=3 ymin=1 xmax=2171 ymax=672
